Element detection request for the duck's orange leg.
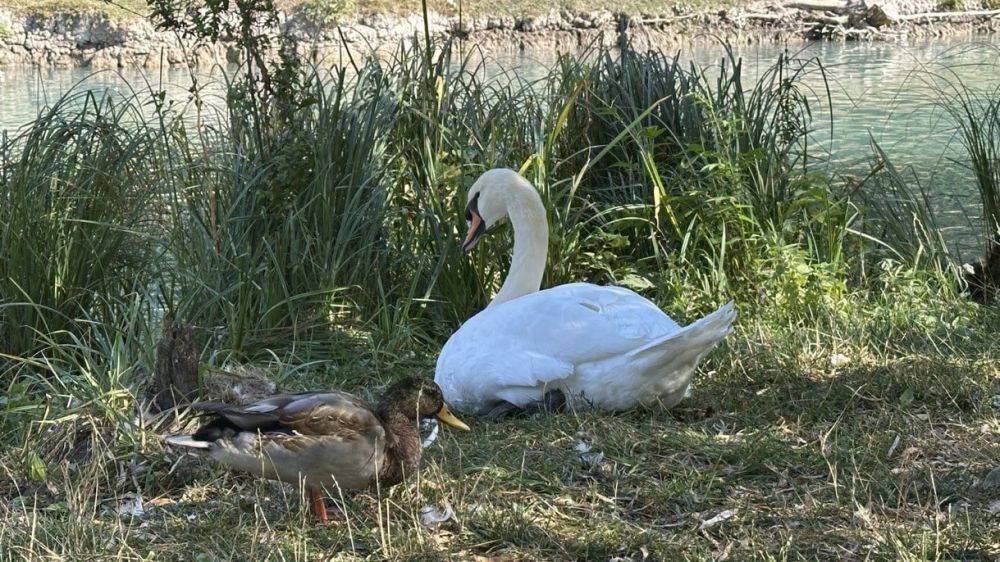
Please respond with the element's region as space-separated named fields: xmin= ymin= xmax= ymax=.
xmin=308 ymin=488 xmax=329 ymax=524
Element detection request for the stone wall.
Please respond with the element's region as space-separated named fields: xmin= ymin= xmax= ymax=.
xmin=0 ymin=3 xmax=997 ymax=68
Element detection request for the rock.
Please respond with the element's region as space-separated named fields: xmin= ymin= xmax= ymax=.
xmin=115 ymin=493 xmax=145 ymax=518
xmin=864 ymin=3 xmax=901 ymax=26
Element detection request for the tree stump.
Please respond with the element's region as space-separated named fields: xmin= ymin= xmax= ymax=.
xmin=153 ymin=318 xmax=201 ymax=410
xmin=964 ymin=243 xmax=1000 ymax=304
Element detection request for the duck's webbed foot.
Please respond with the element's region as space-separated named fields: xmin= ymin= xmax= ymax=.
xmin=480 ymin=389 xmax=568 ymax=420
xmin=307 ymin=489 xmax=346 ymax=524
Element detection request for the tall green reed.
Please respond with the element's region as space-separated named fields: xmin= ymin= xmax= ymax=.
xmin=161 ymin=64 xmax=399 ymax=358
xmin=523 ymin=45 xmax=847 ymax=312
xmin=0 ymin=89 xmax=163 ymax=357
xmin=852 ymin=140 xmax=954 ymax=277
xmin=2 ymin=38 xmax=978 ymax=397
xmin=945 ymin=83 xmax=1000 ymax=253
xmin=384 ymin=42 xmax=547 ymax=330
xmin=939 ymin=80 xmax=1000 ymax=300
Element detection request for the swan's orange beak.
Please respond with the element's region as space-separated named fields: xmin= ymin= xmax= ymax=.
xmin=461 ymin=211 xmax=485 ymax=252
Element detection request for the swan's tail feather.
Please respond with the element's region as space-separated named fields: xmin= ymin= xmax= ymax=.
xmin=627 ymin=301 xmax=736 ymax=364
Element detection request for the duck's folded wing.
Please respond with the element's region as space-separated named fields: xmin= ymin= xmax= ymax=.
xmin=273 ymin=392 xmax=382 ymax=439
xmin=191 ymin=398 xmax=286 ymax=432
xmin=192 ymin=391 xmax=381 ymax=441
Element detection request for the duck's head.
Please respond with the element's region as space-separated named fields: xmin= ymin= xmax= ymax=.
xmin=377 ymin=377 xmax=470 ymax=431
xmin=461 ymin=168 xmax=535 ymax=252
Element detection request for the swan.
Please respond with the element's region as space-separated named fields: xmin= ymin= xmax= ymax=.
xmin=434 ymin=168 xmax=736 ymax=418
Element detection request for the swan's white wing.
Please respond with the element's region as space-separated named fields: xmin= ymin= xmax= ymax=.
xmin=435 ymin=283 xmax=679 ymax=412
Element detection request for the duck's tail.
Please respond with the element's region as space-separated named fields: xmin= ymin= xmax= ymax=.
xmin=626 ymin=301 xmax=736 ymax=403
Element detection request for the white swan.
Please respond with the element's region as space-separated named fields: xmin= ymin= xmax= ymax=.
xmin=434 ymin=169 xmax=736 ymax=417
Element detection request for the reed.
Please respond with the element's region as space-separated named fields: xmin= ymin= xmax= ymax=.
xmin=159 ymin=64 xmax=399 ymax=358
xmin=0 ymin=40 xmax=981 ymax=364
xmin=941 ymin=81 xmax=1000 ymax=299
xmin=0 ymin=89 xmax=162 ymax=357
xmin=0 ymin=38 xmax=991 ymax=434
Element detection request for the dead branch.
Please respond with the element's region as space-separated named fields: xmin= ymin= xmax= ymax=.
xmin=784 ymin=1 xmax=850 ymax=13
xmin=896 ymin=8 xmax=1000 ymax=20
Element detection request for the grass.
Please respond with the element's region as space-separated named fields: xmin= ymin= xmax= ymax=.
xmin=1 ymin=312 xmax=997 ymax=560
xmin=947 ymin=83 xmax=1000 ymax=253
xmin=0 ymin=38 xmax=998 ymax=559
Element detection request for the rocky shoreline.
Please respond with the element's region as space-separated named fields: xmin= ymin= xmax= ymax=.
xmin=0 ymin=1 xmax=998 ymax=68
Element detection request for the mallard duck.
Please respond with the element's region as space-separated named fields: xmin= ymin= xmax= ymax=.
xmin=435 ymin=168 xmax=736 ymax=418
xmin=166 ymin=377 xmax=469 ymax=523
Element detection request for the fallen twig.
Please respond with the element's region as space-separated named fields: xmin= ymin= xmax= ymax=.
xmin=896 ymin=8 xmax=1000 ymax=20
xmin=785 ymin=0 xmax=850 ymax=13
xmin=743 ymin=12 xmax=785 ymax=21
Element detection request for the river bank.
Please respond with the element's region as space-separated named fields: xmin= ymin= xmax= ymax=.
xmin=0 ymin=0 xmax=999 ymax=67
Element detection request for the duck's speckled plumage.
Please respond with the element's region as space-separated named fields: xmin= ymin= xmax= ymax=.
xmin=166 ymin=378 xmax=469 ymax=522
xmin=191 ymin=390 xmax=392 ymax=490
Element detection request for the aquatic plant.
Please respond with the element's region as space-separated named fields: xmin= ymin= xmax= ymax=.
xmin=0 ymin=90 xmax=162 ymax=357
xmin=160 ymin=64 xmax=399 ymax=357
xmin=1 ymin=38 xmax=984 ymax=366
xmin=940 ymin=80 xmax=1000 ymax=301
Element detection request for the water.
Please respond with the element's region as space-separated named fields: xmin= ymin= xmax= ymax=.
xmin=2 ymin=37 xmax=1000 ymax=255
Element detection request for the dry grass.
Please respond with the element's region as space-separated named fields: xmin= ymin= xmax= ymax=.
xmin=2 ymin=315 xmax=998 ymax=561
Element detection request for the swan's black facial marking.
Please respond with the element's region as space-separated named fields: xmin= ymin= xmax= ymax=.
xmin=465 ymin=192 xmax=480 ymax=222
xmin=462 ymin=192 xmax=486 ymax=252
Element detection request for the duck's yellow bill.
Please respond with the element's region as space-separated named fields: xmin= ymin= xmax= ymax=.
xmin=436 ymin=405 xmax=470 ymax=431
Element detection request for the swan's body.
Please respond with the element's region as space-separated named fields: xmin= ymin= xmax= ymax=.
xmin=434 ymin=169 xmax=735 ymax=415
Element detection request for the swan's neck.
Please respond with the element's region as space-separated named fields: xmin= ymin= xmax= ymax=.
xmin=490 ymin=188 xmax=548 ymax=308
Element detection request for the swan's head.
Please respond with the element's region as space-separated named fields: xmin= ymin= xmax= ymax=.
xmin=461 ymin=168 xmax=524 ymax=252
